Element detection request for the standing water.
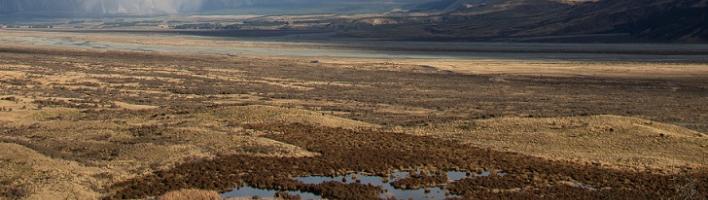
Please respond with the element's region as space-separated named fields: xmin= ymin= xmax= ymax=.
xmin=222 ymin=170 xmax=506 ymax=199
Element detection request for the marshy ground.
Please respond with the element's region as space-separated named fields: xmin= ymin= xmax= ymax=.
xmin=0 ymin=31 xmax=707 ymax=199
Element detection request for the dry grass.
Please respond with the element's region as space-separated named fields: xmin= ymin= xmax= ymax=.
xmin=0 ymin=42 xmax=707 ymax=199
xmin=195 ymin=105 xmax=375 ymax=129
xmin=0 ymin=98 xmax=331 ymax=199
xmin=0 ymin=97 xmax=82 ymax=126
xmin=320 ymin=57 xmax=708 ymax=78
xmin=158 ymin=189 xmax=221 ymax=200
xmin=415 ymin=115 xmax=708 ymax=170
xmin=0 ymin=143 xmax=102 ymax=200
xmin=112 ymin=101 xmax=158 ymax=110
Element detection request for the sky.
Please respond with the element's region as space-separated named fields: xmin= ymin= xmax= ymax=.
xmin=0 ymin=0 xmax=211 ymax=15
xmin=0 ymin=0 xmax=427 ymax=16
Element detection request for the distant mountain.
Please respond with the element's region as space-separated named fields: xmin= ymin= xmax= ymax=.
xmin=0 ymin=0 xmax=429 ymax=17
xmin=554 ymin=0 xmax=708 ymax=41
xmin=0 ymin=0 xmax=201 ymax=16
xmin=336 ymin=0 xmax=708 ymax=42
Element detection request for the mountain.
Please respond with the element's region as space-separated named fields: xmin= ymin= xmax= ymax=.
xmin=0 ymin=0 xmax=201 ymax=16
xmin=0 ymin=0 xmax=429 ymax=17
xmin=335 ymin=0 xmax=708 ymax=42
xmin=2 ymin=0 xmax=704 ymax=42
xmin=552 ymin=0 xmax=708 ymax=41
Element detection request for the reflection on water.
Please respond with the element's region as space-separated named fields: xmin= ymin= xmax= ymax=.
xmin=222 ymin=186 xmax=322 ymax=200
xmin=222 ymin=170 xmax=507 ymax=200
xmin=446 ymin=171 xmax=468 ymax=182
xmin=473 ymin=170 xmax=508 ymax=177
xmin=295 ymin=171 xmax=454 ymax=200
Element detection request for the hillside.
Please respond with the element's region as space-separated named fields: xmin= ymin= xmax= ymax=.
xmin=336 ymin=0 xmax=708 ymax=42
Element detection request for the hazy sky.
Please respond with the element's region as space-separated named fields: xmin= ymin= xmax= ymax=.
xmin=80 ymin=0 xmax=201 ymax=14
xmin=0 ymin=0 xmax=202 ymax=15
xmin=0 ymin=0 xmax=425 ymax=16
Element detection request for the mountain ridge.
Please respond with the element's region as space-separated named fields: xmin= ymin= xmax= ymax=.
xmin=334 ymin=0 xmax=708 ymax=42
xmin=0 ymin=0 xmax=429 ymax=17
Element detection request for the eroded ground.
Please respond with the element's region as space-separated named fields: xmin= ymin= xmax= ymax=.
xmin=0 ymin=44 xmax=706 ymax=199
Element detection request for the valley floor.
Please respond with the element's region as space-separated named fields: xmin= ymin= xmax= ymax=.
xmin=0 ymin=33 xmax=706 ymax=199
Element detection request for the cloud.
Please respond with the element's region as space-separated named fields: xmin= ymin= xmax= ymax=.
xmin=78 ymin=0 xmax=204 ymax=14
xmin=0 ymin=0 xmax=421 ymax=16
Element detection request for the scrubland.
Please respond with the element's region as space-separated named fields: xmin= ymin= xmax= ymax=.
xmin=0 ymin=43 xmax=706 ymax=199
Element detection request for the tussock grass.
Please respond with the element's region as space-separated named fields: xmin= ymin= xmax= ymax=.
xmin=0 ymin=100 xmax=331 ymax=199
xmin=194 ymin=105 xmax=376 ymax=129
xmin=158 ymin=189 xmax=221 ymax=200
xmin=2 ymin=43 xmax=707 ymax=199
xmin=0 ymin=143 xmax=102 ymax=200
xmin=418 ymin=115 xmax=708 ymax=170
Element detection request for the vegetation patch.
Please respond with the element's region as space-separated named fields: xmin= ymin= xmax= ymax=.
xmin=107 ymin=124 xmax=707 ymax=199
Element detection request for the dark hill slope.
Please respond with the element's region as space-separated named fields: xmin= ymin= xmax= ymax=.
xmin=336 ymin=0 xmax=708 ymax=42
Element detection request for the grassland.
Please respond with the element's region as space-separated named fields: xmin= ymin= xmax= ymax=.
xmin=0 ymin=36 xmax=706 ymax=200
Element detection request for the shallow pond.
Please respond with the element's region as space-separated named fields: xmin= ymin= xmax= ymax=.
xmin=222 ymin=186 xmax=323 ymax=199
xmin=221 ymin=170 xmax=505 ymax=200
